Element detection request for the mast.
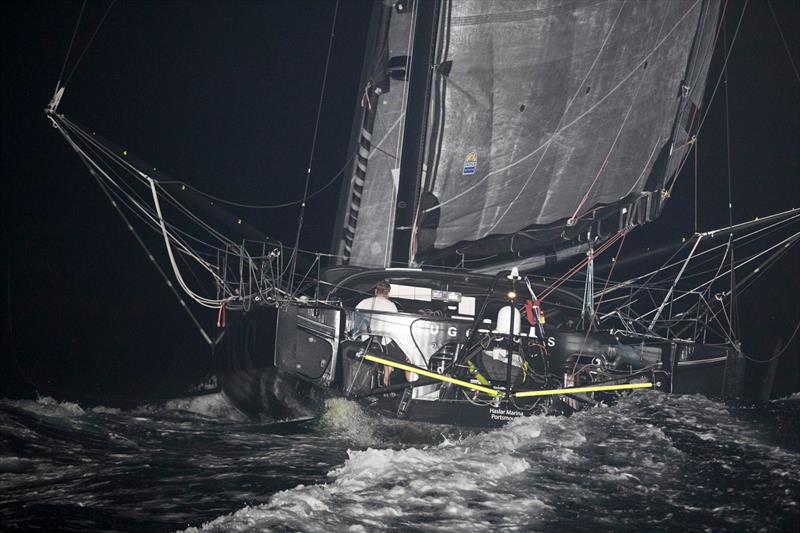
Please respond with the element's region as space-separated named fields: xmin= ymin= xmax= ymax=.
xmin=391 ymin=0 xmax=440 ymax=267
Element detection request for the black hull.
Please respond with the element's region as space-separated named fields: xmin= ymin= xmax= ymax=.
xmin=215 ymin=276 xmax=747 ymax=429
xmin=219 ymin=368 xmax=327 ymax=422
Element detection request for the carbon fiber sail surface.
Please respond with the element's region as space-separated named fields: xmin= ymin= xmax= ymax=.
xmin=335 ymin=0 xmax=720 ymax=271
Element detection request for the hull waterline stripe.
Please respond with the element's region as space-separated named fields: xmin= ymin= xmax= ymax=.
xmin=363 ymin=354 xmax=499 ymax=396
xmin=514 ymin=382 xmax=653 ymax=398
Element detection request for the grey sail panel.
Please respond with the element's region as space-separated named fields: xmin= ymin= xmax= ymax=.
xmin=416 ymin=0 xmax=719 ymax=265
xmin=335 ymin=6 xmax=414 ymax=268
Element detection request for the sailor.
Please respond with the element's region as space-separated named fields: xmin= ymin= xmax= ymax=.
xmin=354 ymin=281 xmax=406 ymax=386
xmin=355 ymin=280 xmax=397 ymax=315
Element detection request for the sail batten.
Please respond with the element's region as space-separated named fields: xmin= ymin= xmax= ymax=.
xmin=334 ymin=2 xmax=415 ymax=268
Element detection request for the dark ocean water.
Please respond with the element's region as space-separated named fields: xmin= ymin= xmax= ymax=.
xmin=0 ymin=392 xmax=798 ymax=532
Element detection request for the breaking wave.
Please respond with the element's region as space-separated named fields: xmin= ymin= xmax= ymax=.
xmin=188 ymin=393 xmax=800 ymax=532
xmin=1 ymin=393 xmax=797 ymax=531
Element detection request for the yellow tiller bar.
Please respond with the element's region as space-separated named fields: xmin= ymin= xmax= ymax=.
xmin=363 ymin=353 xmax=499 ymax=396
xmin=363 ymin=353 xmax=653 ymax=400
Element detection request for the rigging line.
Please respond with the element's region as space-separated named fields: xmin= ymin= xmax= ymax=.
xmin=425 ymin=0 xmax=702 ymax=215
xmin=743 ymin=318 xmax=800 ymax=364
xmin=571 ymin=232 xmax=629 ymax=372
xmin=57 ymin=115 xmax=233 ymax=293
xmin=668 ymin=237 xmax=798 ymax=339
xmin=64 ymin=134 xmax=216 ymax=343
xmin=592 ymin=232 xmax=627 ymax=325
xmin=734 ymin=233 xmax=800 ymax=296
xmin=474 ymin=1 xmax=631 ymax=237
xmin=662 ymin=0 xmax=731 ymax=197
xmin=288 ymin=0 xmax=339 ymax=293
xmin=60 ymin=117 xmax=243 ymax=250
xmin=62 ymin=123 xmax=235 ymax=276
xmin=55 ymin=0 xmax=86 ymax=91
xmin=721 ymin=16 xmax=737 ymax=341
xmin=155 ymin=184 xmax=245 ymax=248
xmin=79 ymin=151 xmax=286 ymax=269
xmin=638 ymin=230 xmax=800 ymax=319
xmin=671 ymin=242 xmax=733 ymax=338
xmin=683 ymin=237 xmax=731 ymax=285
xmin=723 ymin=12 xmax=733 ymax=230
xmin=291 ymin=255 xmax=321 ymax=297
xmin=648 ymin=235 xmax=703 ymax=331
xmin=692 ymin=295 xmax=739 ymax=346
xmin=55 ymin=117 xmax=201 ymax=256
xmin=694 ymin=0 xmax=749 ymax=135
xmin=694 ymin=138 xmax=699 ymax=232
xmin=604 ymin=212 xmax=800 ymax=292
xmin=767 ymin=0 xmax=800 ymax=85
xmin=651 ymin=236 xmax=791 ymax=306
xmin=619 ymin=210 xmax=799 ymax=297
xmin=99 ymin=159 xmax=231 ymax=291
xmin=626 ymin=237 xmax=694 ymax=302
xmin=63 ymin=0 xmax=117 ymax=87
xmin=63 ymin=127 xmax=282 ymax=268
xmin=569 ymin=71 xmax=647 ymax=224
xmin=652 ymin=0 xmax=746 ymax=197
xmin=570 ymin=0 xmax=672 ymax=224
xmin=157 ymin=149 xmax=358 ymax=210
xmin=539 ymin=231 xmax=624 ymax=301
xmin=149 ymin=177 xmax=231 ymax=308
xmin=60 ymin=117 xmax=150 ymax=190
xmin=678 ymin=241 xmax=787 ymax=284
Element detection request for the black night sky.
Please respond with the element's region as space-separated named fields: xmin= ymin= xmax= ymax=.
xmin=2 ymin=0 xmax=798 ymax=403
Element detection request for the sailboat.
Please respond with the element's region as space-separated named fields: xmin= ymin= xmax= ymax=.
xmin=45 ymin=0 xmax=798 ymax=428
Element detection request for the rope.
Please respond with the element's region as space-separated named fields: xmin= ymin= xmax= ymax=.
xmin=149 ymin=177 xmax=231 ymax=309
xmin=59 ymin=115 xmax=337 ymax=260
xmin=721 ymin=16 xmax=739 ymax=341
xmin=570 ymin=232 xmax=627 ymax=375
xmin=694 ymin=138 xmax=699 ymax=233
xmin=156 ymin=150 xmax=355 ymax=210
xmin=742 ymin=318 xmax=800 ymax=364
xmin=694 ymin=0 xmax=749 ymax=134
xmin=766 ymin=0 xmax=800 ymax=85
xmin=288 ymin=0 xmax=339 ymax=292
xmin=638 ymin=231 xmax=800 ymax=320
xmin=63 ymin=0 xmax=117 ymax=87
xmin=54 ymin=118 xmax=216 ymax=344
xmin=57 ymin=117 xmax=234 ymax=291
xmin=55 ymin=0 xmax=86 ymax=91
xmin=569 ymin=73 xmax=646 ymax=224
xmin=539 ymin=230 xmax=625 ymax=302
xmin=479 ymin=1 xmax=630 ymax=237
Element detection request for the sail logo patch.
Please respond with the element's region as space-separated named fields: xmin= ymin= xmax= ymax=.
xmin=463 ymin=151 xmax=477 ymax=175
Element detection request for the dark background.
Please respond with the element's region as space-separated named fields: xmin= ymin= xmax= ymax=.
xmin=2 ymin=0 xmax=798 ymax=403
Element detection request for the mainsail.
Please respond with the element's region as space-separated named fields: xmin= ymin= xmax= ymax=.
xmin=335 ymin=0 xmax=720 ymax=272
